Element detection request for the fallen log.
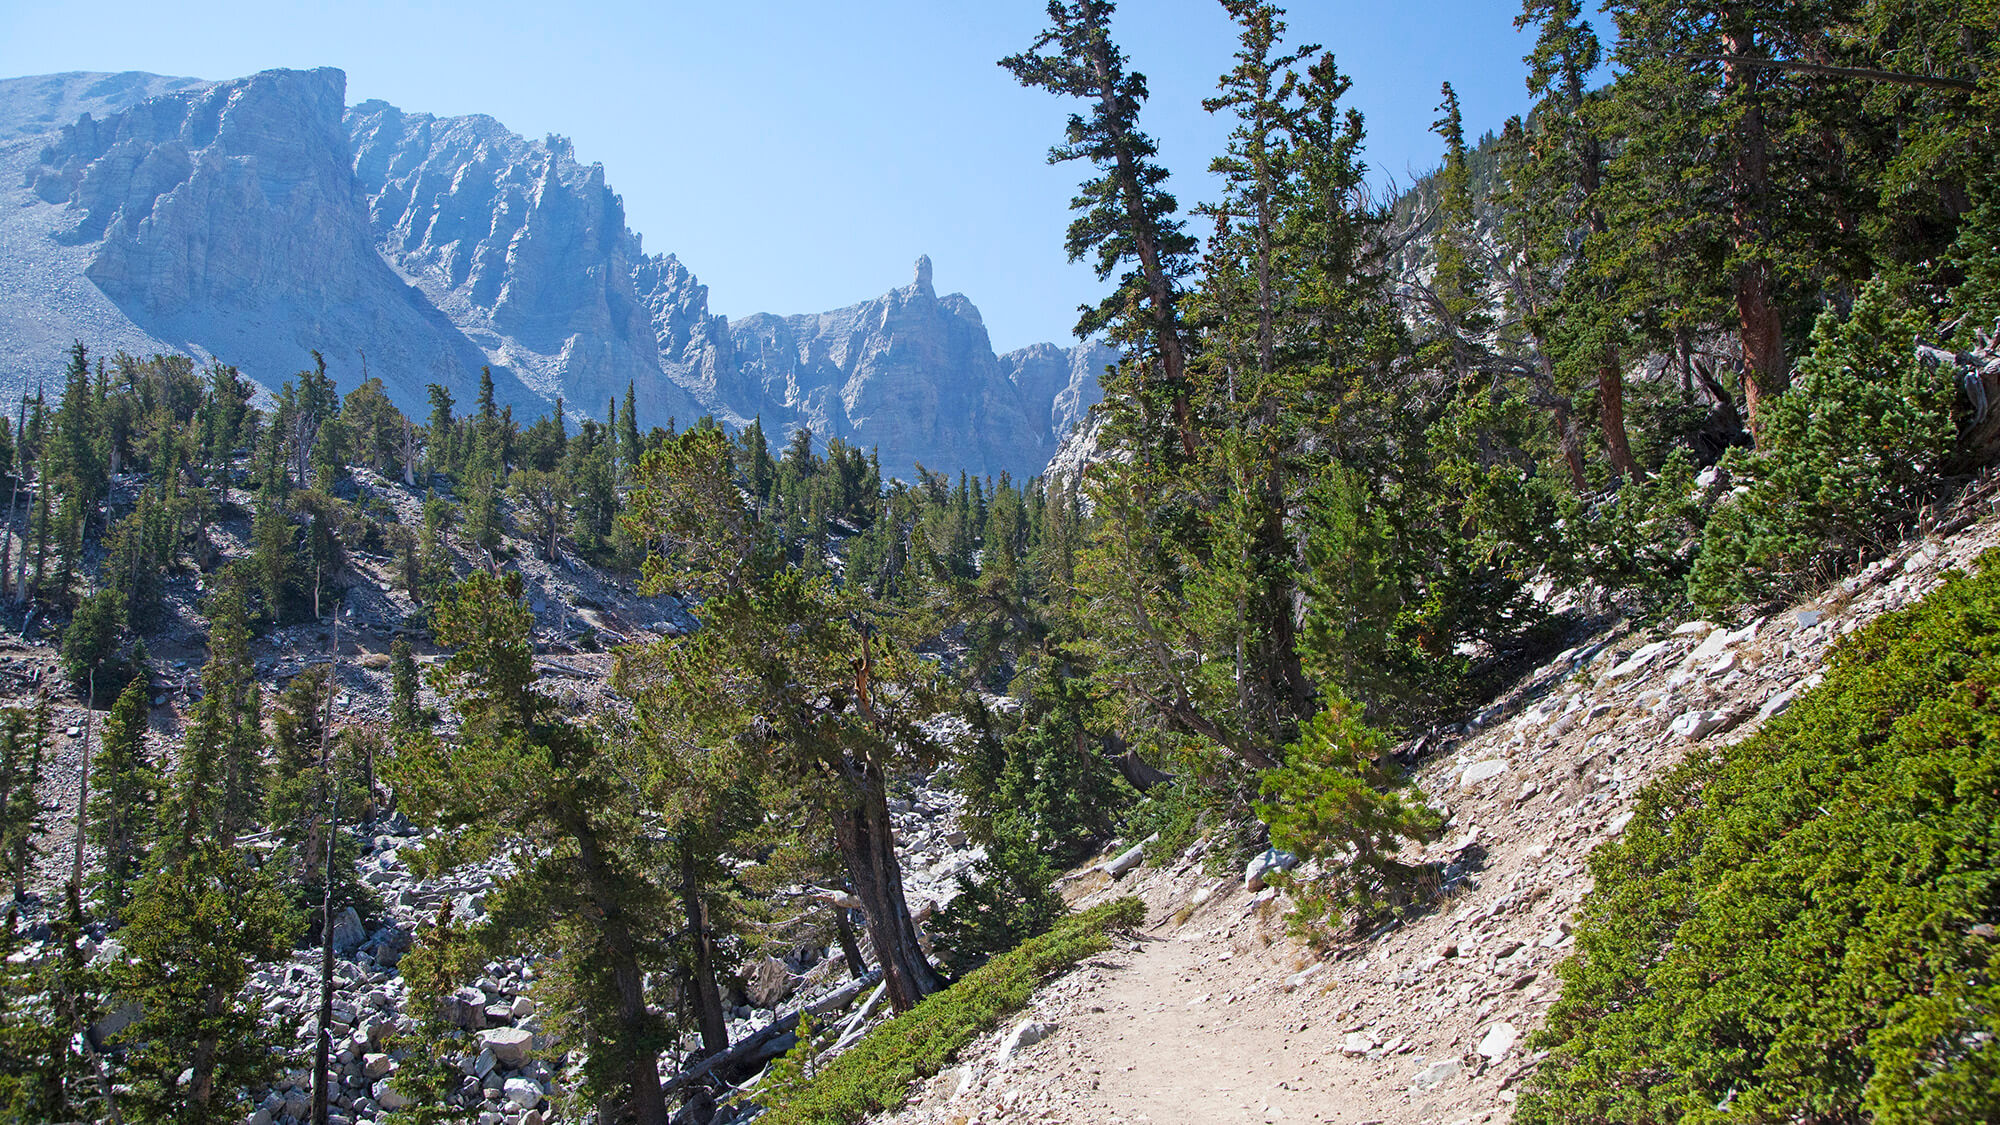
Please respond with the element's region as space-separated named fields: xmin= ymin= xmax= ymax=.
xmin=660 ymin=970 xmax=881 ymax=1098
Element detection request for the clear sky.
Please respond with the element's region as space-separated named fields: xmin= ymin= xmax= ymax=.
xmin=0 ymin=1 xmax=1571 ymax=352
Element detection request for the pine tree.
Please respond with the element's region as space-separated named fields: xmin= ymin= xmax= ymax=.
xmin=387 ymin=572 xmax=677 ymax=1124
xmin=624 ymin=428 xmax=950 ymax=1012
xmin=158 ymin=582 xmax=263 ymax=860
xmin=1003 ymin=0 xmax=1198 ymax=458
xmin=1597 ymin=0 xmax=1873 ymax=437
xmin=390 ymin=638 xmax=424 ymax=733
xmin=88 ymin=676 xmax=154 ymax=918
xmin=114 ymin=840 xmax=296 ymax=1124
xmin=0 ymin=703 xmax=50 ymax=897
xmin=621 ymin=380 xmax=641 ymax=471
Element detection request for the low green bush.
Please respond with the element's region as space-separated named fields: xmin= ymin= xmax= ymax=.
xmin=1257 ymin=693 xmax=1442 ymax=931
xmin=754 ymin=897 xmax=1145 ymax=1125
xmin=1520 ymin=549 xmax=2000 ymax=1124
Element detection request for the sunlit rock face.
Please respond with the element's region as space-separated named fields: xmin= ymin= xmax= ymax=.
xmin=2 ymin=69 xmax=1111 ymax=478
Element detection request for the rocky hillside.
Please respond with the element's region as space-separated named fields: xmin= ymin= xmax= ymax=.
xmin=876 ymin=477 xmax=2000 ymax=1125
xmin=0 ymin=68 xmax=1112 ymax=480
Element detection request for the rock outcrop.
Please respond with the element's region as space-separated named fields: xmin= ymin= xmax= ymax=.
xmin=7 ymin=68 xmax=526 ymax=413
xmin=346 ymin=100 xmax=705 ymax=426
xmin=713 ymin=257 xmax=1112 ymax=480
xmin=0 ymin=68 xmax=1112 ymax=479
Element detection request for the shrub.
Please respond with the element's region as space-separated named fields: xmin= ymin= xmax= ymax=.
xmin=928 ymin=813 xmax=1063 ymax=976
xmin=1689 ymin=283 xmax=1959 ymax=612
xmin=1558 ymin=450 xmax=1707 ymax=619
xmin=1520 ymin=550 xmax=2000 ymax=1125
xmin=754 ymin=897 xmax=1144 ymax=1125
xmin=1256 ymin=693 xmax=1442 ymax=930
xmin=954 ymin=672 xmax=1131 ymax=868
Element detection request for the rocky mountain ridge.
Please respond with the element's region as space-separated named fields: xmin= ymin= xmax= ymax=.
xmin=0 ymin=68 xmax=1112 ymax=479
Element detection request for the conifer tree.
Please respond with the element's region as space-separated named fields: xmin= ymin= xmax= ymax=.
xmin=1003 ymin=0 xmax=1198 ymax=457
xmin=1511 ymin=0 xmax=1642 ymax=483
xmin=1597 ymin=0 xmax=1871 ymax=437
xmin=390 ymin=638 xmax=424 ymax=734
xmin=624 ymin=428 xmax=950 ymax=1012
xmin=0 ymin=703 xmax=50 ymax=898
xmin=88 ymin=675 xmax=154 ymax=918
xmin=621 ymin=380 xmax=641 ymax=471
xmin=158 ymin=581 xmax=263 ymax=860
xmin=115 ymin=839 xmax=295 ymax=1124
xmin=387 ymin=571 xmax=677 ymax=1124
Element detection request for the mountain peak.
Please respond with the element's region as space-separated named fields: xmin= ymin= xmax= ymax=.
xmin=914 ymin=254 xmax=934 ymax=292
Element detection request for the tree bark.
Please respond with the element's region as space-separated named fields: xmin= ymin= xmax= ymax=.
xmin=576 ymin=825 xmax=670 ymax=1125
xmin=189 ymin=985 xmax=223 ymax=1109
xmin=1598 ymin=351 xmax=1643 ymax=482
xmin=678 ymin=838 xmax=730 ymax=1060
xmin=834 ymin=905 xmax=867 ymax=979
xmin=830 ymin=761 xmax=943 ymax=1013
xmin=1723 ymin=19 xmax=1787 ymax=439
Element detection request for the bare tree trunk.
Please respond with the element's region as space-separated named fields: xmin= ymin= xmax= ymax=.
xmin=70 ymin=673 xmax=93 ymax=894
xmin=1723 ymin=19 xmax=1786 ymax=439
xmin=313 ymin=618 xmax=339 ymax=1125
xmin=678 ymin=838 xmax=729 ymax=1059
xmin=1 ymin=479 xmax=16 ymax=603
xmin=831 ymin=763 xmax=943 ymax=1012
xmin=1598 ymin=351 xmax=1643 ymax=482
xmin=26 ymin=487 xmax=47 ymax=607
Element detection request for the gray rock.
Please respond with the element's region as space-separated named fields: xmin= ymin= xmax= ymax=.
xmin=480 ymin=1027 xmax=533 ymax=1069
xmin=1460 ymin=759 xmax=1509 ymax=788
xmin=1411 ymin=1057 xmax=1460 ymax=1091
xmin=1671 ymin=709 xmax=1730 ymax=740
xmin=996 ymin=1019 xmax=1057 ymax=1065
xmin=443 ymin=986 xmax=487 ymax=1031
xmin=501 ymin=1077 xmax=542 ymax=1108
xmin=329 ymin=907 xmax=367 ymax=953
xmin=1243 ymin=848 xmax=1298 ymax=892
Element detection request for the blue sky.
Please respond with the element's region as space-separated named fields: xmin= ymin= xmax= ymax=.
xmin=0 ymin=1 xmax=1569 ymax=352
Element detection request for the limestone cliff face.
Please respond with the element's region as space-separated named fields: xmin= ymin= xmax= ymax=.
xmin=719 ymin=258 xmax=1046 ymax=479
xmin=0 ymin=71 xmax=209 ymax=144
xmin=1 ymin=69 xmax=1111 ymax=479
xmin=1001 ymin=338 xmax=1116 ymax=446
xmin=13 ymin=68 xmax=523 ymax=410
xmin=346 ymin=101 xmax=703 ymax=425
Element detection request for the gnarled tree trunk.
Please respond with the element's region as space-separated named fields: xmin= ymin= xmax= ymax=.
xmin=575 ymin=825 xmax=670 ymax=1125
xmin=831 ymin=758 xmax=943 ymax=1012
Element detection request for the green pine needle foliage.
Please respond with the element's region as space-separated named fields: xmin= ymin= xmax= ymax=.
xmin=1256 ymin=694 xmax=1442 ymax=929
xmin=929 ymin=813 xmax=1064 ymax=976
xmin=1521 ymin=549 xmax=2000 ymax=1125
xmin=1690 ymin=283 xmax=1961 ymax=613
